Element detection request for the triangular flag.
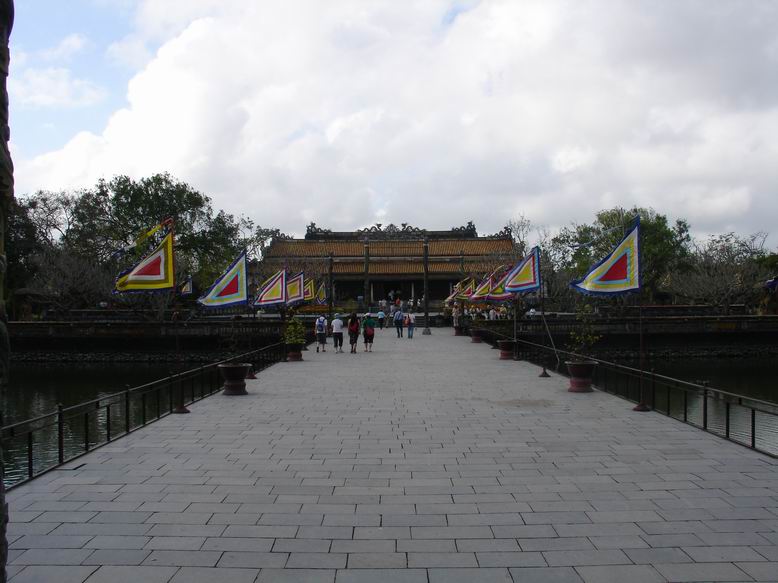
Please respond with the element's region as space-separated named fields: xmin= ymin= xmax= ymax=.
xmin=570 ymin=217 xmax=641 ymax=296
xmin=504 ymin=247 xmax=541 ymax=294
xmin=314 ymin=281 xmax=327 ymax=305
xmin=115 ymin=232 xmax=175 ymax=293
xmin=179 ymin=275 xmax=193 ymax=296
xmin=470 ymin=266 xmax=506 ymax=302
xmin=486 ymin=266 xmax=514 ymax=301
xmin=198 ymin=251 xmax=248 ymax=308
xmin=255 ymin=270 xmax=287 ymax=306
xmin=455 ymin=278 xmax=477 ymax=301
xmin=303 ymin=278 xmax=316 ymax=301
xmin=469 ymin=272 xmax=495 ymax=302
xmin=286 ymin=272 xmax=305 ymax=304
xmin=444 ymin=280 xmax=464 ymax=303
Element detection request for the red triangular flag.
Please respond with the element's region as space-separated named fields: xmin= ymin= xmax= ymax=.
xmin=599 ymin=253 xmax=628 ymax=282
xmin=217 ymin=274 xmax=239 ymax=297
xmin=134 ymin=256 xmax=162 ymax=277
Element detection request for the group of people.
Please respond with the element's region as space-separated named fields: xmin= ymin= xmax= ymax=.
xmin=451 ymin=305 xmax=508 ymax=324
xmin=379 ymin=295 xmax=423 ymax=313
xmin=313 ymin=309 xmax=418 ymax=353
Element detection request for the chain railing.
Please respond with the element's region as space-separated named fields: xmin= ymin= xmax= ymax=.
xmin=0 ymin=342 xmax=287 ymax=490
xmin=473 ymin=326 xmax=778 ymax=458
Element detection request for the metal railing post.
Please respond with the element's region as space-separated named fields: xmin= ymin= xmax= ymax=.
xmin=725 ymin=401 xmax=730 ymax=438
xmin=57 ymin=404 xmax=65 ymax=465
xmin=106 ymin=404 xmax=112 ymax=442
xmin=751 ymin=409 xmax=756 ymax=449
xmin=703 ymin=389 xmax=708 ymax=430
xmin=27 ymin=432 xmax=34 ymax=478
xmin=651 ymin=368 xmax=656 ymax=409
xmin=84 ymin=412 xmax=89 ymax=451
xmin=125 ymin=390 xmax=131 ymax=435
xmin=172 ymin=376 xmax=190 ymax=414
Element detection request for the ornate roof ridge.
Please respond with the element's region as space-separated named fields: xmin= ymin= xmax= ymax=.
xmin=303 ymin=221 xmax=510 ymax=241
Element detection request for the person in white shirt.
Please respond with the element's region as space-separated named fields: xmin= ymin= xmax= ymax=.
xmin=489 ymin=308 xmax=497 ymax=320
xmin=406 ymin=312 xmax=416 ymax=339
xmin=330 ymin=315 xmax=345 ymax=353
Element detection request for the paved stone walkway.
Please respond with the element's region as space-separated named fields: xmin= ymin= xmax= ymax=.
xmin=5 ymin=331 xmax=778 ymax=582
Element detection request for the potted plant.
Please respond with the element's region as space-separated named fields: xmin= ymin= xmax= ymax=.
xmin=566 ymin=303 xmax=602 ymax=392
xmin=284 ymin=317 xmax=306 ymax=361
xmin=218 ymin=318 xmax=253 ymax=395
xmin=497 ymin=338 xmax=515 ymax=360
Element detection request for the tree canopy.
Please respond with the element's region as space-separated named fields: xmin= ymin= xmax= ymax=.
xmin=10 ymin=173 xmax=266 ymax=312
xmin=7 ymin=179 xmax=776 ymax=316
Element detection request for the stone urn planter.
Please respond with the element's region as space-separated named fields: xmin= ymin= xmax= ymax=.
xmin=218 ymin=362 xmax=252 ymax=396
xmin=498 ymin=340 xmax=515 ymax=360
xmin=470 ymin=329 xmax=482 ymax=343
xmin=566 ymin=361 xmax=598 ymax=393
xmin=454 ymin=325 xmax=463 ymax=336
xmin=286 ymin=342 xmax=303 ymax=362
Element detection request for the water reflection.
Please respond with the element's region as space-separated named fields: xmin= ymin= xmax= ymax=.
xmin=592 ymin=361 xmax=778 ymax=457
xmin=1 ymin=361 xmax=182 ymax=487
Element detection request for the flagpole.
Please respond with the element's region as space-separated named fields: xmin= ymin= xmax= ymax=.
xmin=539 ymin=287 xmax=551 ymax=377
xmin=513 ymin=295 xmax=517 ymax=343
xmin=170 ymin=221 xmax=190 ymax=414
xmin=633 ymin=297 xmax=649 ymax=411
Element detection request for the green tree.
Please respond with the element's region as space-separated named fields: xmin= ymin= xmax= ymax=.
xmin=552 ymin=207 xmax=691 ymax=302
xmin=6 ymin=199 xmax=43 ymax=294
xmin=55 ymin=173 xmax=253 ymax=289
xmin=17 ymin=174 xmax=263 ymax=312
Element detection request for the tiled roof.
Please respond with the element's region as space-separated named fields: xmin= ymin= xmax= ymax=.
xmin=319 ymin=260 xmax=503 ymax=276
xmin=265 ymin=238 xmax=513 ymax=258
xmin=428 ymin=239 xmax=513 ymax=256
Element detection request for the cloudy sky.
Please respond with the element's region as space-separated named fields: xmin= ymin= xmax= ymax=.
xmin=9 ymin=0 xmax=778 ymax=242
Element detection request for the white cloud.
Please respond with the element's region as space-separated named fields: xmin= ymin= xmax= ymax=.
xmin=39 ymin=33 xmax=89 ymax=62
xmin=106 ymin=34 xmax=153 ymax=69
xmin=10 ymin=68 xmax=107 ymax=109
xmin=10 ymin=67 xmax=107 ymax=108
xmin=14 ymin=0 xmax=778 ymax=243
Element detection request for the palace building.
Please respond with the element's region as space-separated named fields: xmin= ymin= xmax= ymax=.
xmin=260 ymin=222 xmax=516 ymax=305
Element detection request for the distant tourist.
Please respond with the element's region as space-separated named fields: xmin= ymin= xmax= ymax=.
xmin=377 ymin=309 xmax=386 ymax=329
xmin=331 ymin=314 xmax=344 ymax=353
xmin=314 ymin=315 xmax=328 ymax=352
xmin=452 ymin=306 xmax=460 ymax=328
xmin=406 ymin=312 xmax=416 ymax=339
xmin=362 ymin=312 xmax=376 ymax=352
xmin=393 ymin=307 xmax=404 ymax=337
xmin=489 ymin=307 xmax=497 ymax=320
xmin=347 ymin=313 xmax=360 ymax=353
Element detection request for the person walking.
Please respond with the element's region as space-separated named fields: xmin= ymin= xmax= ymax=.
xmin=406 ymin=312 xmax=416 ymax=339
xmin=393 ymin=307 xmax=404 ymax=338
xmin=362 ymin=312 xmax=376 ymax=352
xmin=314 ymin=315 xmax=328 ymax=352
xmin=347 ymin=312 xmax=360 ymax=353
xmin=377 ymin=309 xmax=385 ymax=330
xmin=331 ymin=314 xmax=344 ymax=353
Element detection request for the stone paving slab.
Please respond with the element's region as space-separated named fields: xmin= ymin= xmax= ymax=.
xmin=6 ymin=331 xmax=778 ymax=582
